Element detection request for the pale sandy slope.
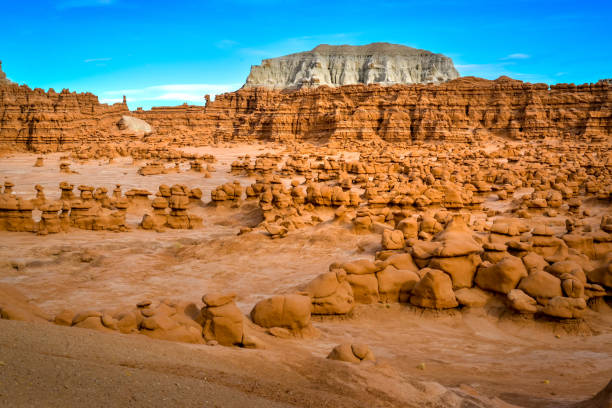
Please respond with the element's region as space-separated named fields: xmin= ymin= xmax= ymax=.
xmin=0 ymin=318 xmax=529 ymax=408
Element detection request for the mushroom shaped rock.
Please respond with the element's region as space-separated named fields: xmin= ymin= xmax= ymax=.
xmin=201 ymin=293 xmax=246 ymax=346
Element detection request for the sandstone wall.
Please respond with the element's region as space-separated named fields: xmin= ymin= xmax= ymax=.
xmin=1 ymin=75 xmax=610 ymax=150
xmin=0 ymin=81 xmax=129 ymax=151
xmin=134 ymin=76 xmax=612 ymax=144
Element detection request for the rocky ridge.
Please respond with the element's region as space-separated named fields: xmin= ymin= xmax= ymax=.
xmin=136 ymin=76 xmax=611 ymax=144
xmin=0 ymin=61 xmax=611 ymax=150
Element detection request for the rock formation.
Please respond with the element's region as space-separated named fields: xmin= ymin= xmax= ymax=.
xmin=244 ymin=42 xmax=459 ymax=89
xmin=134 ymin=76 xmax=612 ymax=144
xmin=327 ymin=343 xmax=375 ymax=363
xmin=1 ymin=55 xmax=610 ymax=149
xmin=0 ymin=61 xmax=12 ymax=85
xmin=117 ymin=115 xmax=153 ymax=136
xmin=0 ymin=61 xmax=129 ymax=150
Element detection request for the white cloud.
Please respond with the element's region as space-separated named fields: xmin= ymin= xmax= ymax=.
xmin=84 ymin=57 xmax=112 ymax=63
xmin=501 ymin=53 xmax=530 ymax=60
xmin=100 ymin=83 xmax=242 ymax=108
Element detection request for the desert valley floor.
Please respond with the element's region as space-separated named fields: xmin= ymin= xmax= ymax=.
xmin=0 ymin=140 xmax=610 ymax=408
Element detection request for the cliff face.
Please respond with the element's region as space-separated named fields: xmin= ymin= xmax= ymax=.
xmin=0 ymin=65 xmax=610 ymax=150
xmin=0 ymin=63 xmax=129 ymax=150
xmin=134 ymin=76 xmax=612 ymax=144
xmin=245 ymin=43 xmax=460 ymax=89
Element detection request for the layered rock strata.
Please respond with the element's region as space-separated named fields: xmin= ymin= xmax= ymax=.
xmin=0 ymin=60 xmax=611 ymax=149
xmin=244 ymin=42 xmax=459 ymax=89
xmin=0 ymin=61 xmax=129 ymax=150
xmin=135 ymin=76 xmax=612 ymax=144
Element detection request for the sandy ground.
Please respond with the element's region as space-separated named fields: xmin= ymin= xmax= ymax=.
xmin=0 ymin=147 xmax=611 ymax=407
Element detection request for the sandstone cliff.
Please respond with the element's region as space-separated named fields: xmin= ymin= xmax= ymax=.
xmin=0 ymin=62 xmax=129 ymax=151
xmin=0 ymin=60 xmax=610 ymax=150
xmin=245 ymin=43 xmax=460 ymax=89
xmin=134 ymin=76 xmax=611 ymax=144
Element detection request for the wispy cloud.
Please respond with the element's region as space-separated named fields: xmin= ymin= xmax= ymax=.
xmin=84 ymin=57 xmax=112 ymax=63
xmin=100 ymin=83 xmax=242 ymax=108
xmin=215 ymin=39 xmax=239 ymax=49
xmin=501 ymin=53 xmax=530 ymax=60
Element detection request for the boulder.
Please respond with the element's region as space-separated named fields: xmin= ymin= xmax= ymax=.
xmin=327 ymin=343 xmax=375 ymax=363
xmin=376 ymin=266 xmax=420 ymax=303
xmin=341 ymin=259 xmax=378 ymax=275
xmin=433 ymin=215 xmax=483 ymax=257
xmin=507 ymin=289 xmax=538 ymax=314
xmin=517 ymin=271 xmax=563 ymax=299
xmin=250 ymin=294 xmax=312 ymax=332
xmin=397 ymin=217 xmax=418 ymax=240
xmin=379 ymin=253 xmax=418 ymax=272
xmin=346 ymin=273 xmax=379 ymax=304
xmin=428 ymin=253 xmax=482 ymax=289
xmin=475 ymin=256 xmax=528 ymax=294
xmin=541 ymin=296 xmax=587 ymax=319
xmin=409 ymin=269 xmax=458 ymax=309
xmin=117 ymin=115 xmax=153 ymax=135
xmin=454 ymin=287 xmax=491 ymax=308
xmin=304 ymin=270 xmax=355 ymax=315
xmin=522 ymin=252 xmax=549 ymax=273
xmin=587 ymin=260 xmax=612 ymax=289
xmin=382 ymin=229 xmax=405 ymax=250
xmin=547 ymin=261 xmax=587 ymax=283
xmin=562 ymin=277 xmax=585 ymax=298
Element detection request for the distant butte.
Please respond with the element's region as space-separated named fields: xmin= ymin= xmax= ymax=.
xmin=244 ymin=42 xmax=460 ymax=89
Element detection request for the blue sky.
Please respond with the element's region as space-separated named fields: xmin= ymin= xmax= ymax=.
xmin=1 ymin=0 xmax=610 ymax=109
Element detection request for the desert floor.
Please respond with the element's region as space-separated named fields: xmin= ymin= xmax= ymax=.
xmin=0 ymin=145 xmax=610 ymax=407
